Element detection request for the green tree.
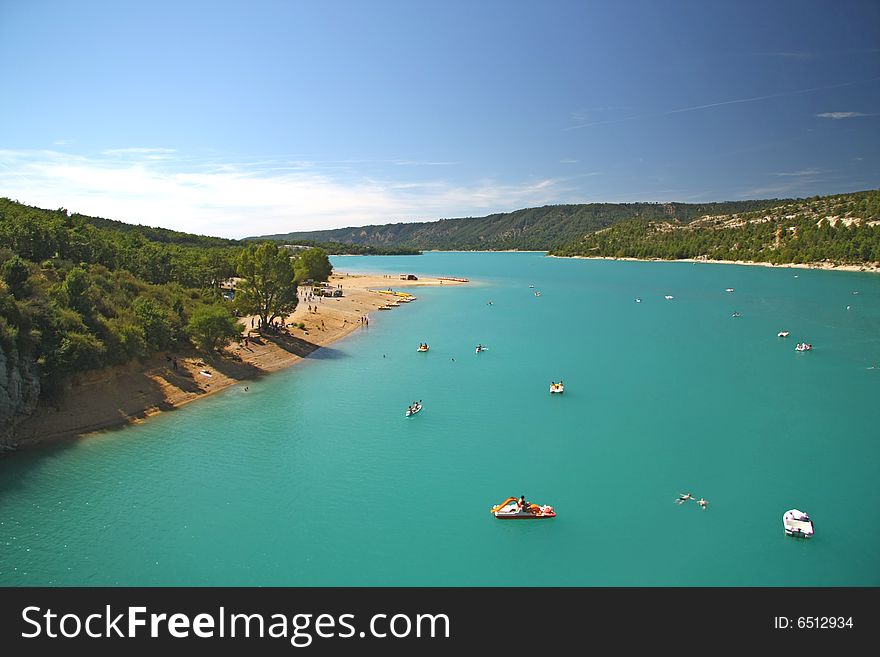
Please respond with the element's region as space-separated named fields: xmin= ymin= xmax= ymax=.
xmin=235 ymin=242 xmax=298 ymax=326
xmin=294 ymin=247 xmax=333 ymax=282
xmin=187 ymin=304 xmax=242 ymax=352
xmin=61 ymin=267 xmax=93 ymax=316
xmin=2 ymin=255 xmax=30 ymax=298
xmin=131 ymin=297 xmax=173 ymax=351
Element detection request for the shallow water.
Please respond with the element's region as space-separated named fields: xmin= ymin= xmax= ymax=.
xmin=1 ymin=252 xmax=878 ymax=585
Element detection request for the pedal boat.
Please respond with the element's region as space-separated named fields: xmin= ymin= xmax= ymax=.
xmin=491 ymin=497 xmax=556 ymax=519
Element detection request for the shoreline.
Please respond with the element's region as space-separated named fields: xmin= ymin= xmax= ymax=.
xmin=549 ymin=254 xmax=880 ymax=274
xmin=13 ymin=272 xmax=466 ymax=450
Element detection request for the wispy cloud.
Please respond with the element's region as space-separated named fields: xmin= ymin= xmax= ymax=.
xmin=815 ymin=111 xmax=871 ymax=119
xmin=102 ymin=147 xmax=178 ymax=155
xmin=0 ymin=149 xmax=573 ymax=238
xmin=560 ymin=158 xmax=579 ymax=164
xmin=772 ymin=169 xmax=821 ymax=177
xmin=565 ymin=75 xmax=880 ymax=130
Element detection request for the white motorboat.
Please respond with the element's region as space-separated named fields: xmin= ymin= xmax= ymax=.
xmin=778 ymin=331 xmax=790 ymax=338
xmin=475 ymin=345 xmax=487 ymax=353
xmin=783 ymin=509 xmax=814 ymax=538
xmin=665 ymin=295 xmax=674 ymax=300
xmin=635 ymin=298 xmax=642 ymax=303
xmin=725 ymin=288 xmax=734 ymax=292
xmin=731 ymin=312 xmax=742 ymax=318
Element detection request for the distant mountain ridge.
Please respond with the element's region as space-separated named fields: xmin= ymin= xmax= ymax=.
xmin=250 ymin=200 xmax=791 ymax=252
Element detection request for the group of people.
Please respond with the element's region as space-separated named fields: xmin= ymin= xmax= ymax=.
xmin=676 ymin=492 xmax=709 ymax=509
xmin=418 ymin=342 xmax=429 ymax=350
xmin=407 ymin=400 xmax=422 ymax=414
xmin=550 ymin=380 xmax=564 ymax=393
xmin=360 ymin=315 xmax=370 ymax=325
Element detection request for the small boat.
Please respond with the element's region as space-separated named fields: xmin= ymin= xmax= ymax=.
xmin=731 ymin=312 xmax=742 ymax=318
xmin=635 ymin=298 xmax=642 ymax=303
xmin=725 ymin=288 xmax=735 ymax=293
xmin=491 ymin=497 xmax=556 ymax=519
xmin=777 ymin=331 xmax=790 ymax=338
xmin=378 ymin=305 xmax=392 ymax=310
xmin=535 ymin=291 xmax=541 ymax=297
xmin=529 ymin=284 xmax=535 ymax=288
xmin=549 ymin=382 xmax=564 ymax=394
xmin=475 ymin=344 xmax=487 ymax=353
xmin=795 ymin=343 xmax=813 ymax=352
xmin=417 ymin=344 xmax=429 ymax=352
xmin=405 ymin=402 xmax=422 ymax=417
xmin=783 ymin=509 xmax=814 ymax=538
xmin=665 ymin=295 xmax=674 ymax=300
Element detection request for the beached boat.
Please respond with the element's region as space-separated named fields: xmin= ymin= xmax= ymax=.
xmin=491 ymin=497 xmax=556 ymax=519
xmin=405 ymin=403 xmax=422 ymax=417
xmin=795 ymin=343 xmax=813 ymax=352
xmin=550 ymin=382 xmax=564 ymax=394
xmin=783 ymin=509 xmax=814 ymax=538
xmin=378 ymin=305 xmax=391 ymax=310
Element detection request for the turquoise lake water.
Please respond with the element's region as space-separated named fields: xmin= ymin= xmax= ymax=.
xmin=1 ymin=252 xmax=879 ymax=586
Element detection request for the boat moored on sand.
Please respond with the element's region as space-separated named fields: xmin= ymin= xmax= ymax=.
xmin=491 ymin=497 xmax=556 ymax=519
xmin=783 ymin=509 xmax=814 ymax=538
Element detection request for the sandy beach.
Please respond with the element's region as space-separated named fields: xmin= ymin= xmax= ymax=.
xmin=554 ymin=255 xmax=880 ymax=274
xmin=14 ymin=272 xmax=466 ymax=447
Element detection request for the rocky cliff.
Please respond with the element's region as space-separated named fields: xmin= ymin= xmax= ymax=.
xmin=0 ymin=340 xmax=40 ymax=451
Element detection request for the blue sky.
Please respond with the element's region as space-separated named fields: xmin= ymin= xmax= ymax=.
xmin=1 ymin=0 xmax=878 ymax=238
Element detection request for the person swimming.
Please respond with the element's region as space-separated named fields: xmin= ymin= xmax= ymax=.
xmin=697 ymin=498 xmax=708 ymax=510
xmin=676 ymin=492 xmax=694 ymax=504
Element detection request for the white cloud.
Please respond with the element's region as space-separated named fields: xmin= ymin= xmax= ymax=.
xmin=815 ymin=112 xmax=869 ymax=119
xmin=0 ymin=149 xmax=572 ymax=238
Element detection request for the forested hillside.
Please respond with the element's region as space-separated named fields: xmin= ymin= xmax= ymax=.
xmin=0 ymin=199 xmax=245 ymax=445
xmin=256 ymin=200 xmax=791 ymax=251
xmin=550 ymin=190 xmax=880 ymax=265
